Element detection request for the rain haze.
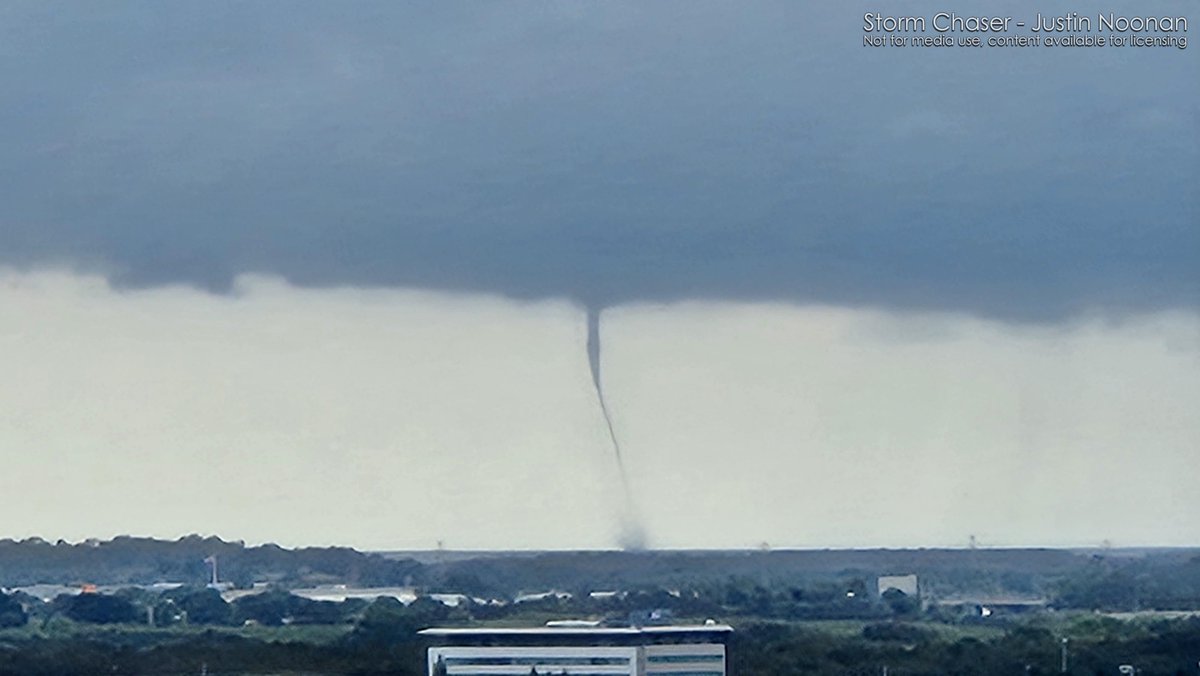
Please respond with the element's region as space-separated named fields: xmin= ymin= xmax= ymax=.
xmin=0 ymin=1 xmax=1197 ymax=549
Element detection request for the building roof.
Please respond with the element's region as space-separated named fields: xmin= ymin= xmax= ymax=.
xmin=419 ymin=624 xmax=734 ymax=639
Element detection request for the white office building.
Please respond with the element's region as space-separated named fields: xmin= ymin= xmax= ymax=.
xmin=419 ymin=624 xmax=733 ymax=676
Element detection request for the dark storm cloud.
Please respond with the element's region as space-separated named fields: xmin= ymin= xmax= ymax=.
xmin=1 ymin=1 xmax=1196 ymax=319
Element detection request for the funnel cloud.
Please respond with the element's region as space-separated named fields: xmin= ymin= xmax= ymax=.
xmin=587 ymin=306 xmax=647 ymax=550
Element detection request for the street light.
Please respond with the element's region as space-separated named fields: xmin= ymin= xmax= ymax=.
xmin=1060 ymin=637 xmax=1069 ymax=674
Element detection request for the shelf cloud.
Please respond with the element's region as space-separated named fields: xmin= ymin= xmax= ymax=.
xmin=0 ymin=1 xmax=1195 ymax=319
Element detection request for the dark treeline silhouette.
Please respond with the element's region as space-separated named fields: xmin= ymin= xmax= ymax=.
xmin=0 ymin=535 xmax=423 ymax=588
xmin=414 ymin=548 xmax=1200 ymax=613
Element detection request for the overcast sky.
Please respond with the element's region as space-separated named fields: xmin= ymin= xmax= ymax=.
xmin=0 ymin=1 xmax=1196 ymax=549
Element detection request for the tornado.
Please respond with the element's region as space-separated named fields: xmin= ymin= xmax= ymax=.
xmin=586 ymin=306 xmax=647 ymax=550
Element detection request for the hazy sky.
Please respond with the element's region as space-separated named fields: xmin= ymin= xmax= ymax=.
xmin=0 ymin=2 xmax=1197 ymax=548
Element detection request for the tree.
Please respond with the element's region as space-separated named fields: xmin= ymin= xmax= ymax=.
xmin=863 ymin=622 xmax=930 ymax=643
xmin=882 ymin=588 xmax=919 ymax=617
xmin=0 ymin=592 xmax=28 ymax=628
xmin=171 ymin=587 xmax=232 ymax=625
xmin=231 ymin=589 xmax=298 ymax=626
xmin=57 ymin=593 xmax=140 ymax=624
xmin=351 ymin=597 xmax=411 ymax=646
xmin=291 ymin=598 xmax=344 ymax=625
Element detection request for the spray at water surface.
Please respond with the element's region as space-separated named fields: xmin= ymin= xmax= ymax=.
xmin=586 ymin=306 xmax=648 ymax=550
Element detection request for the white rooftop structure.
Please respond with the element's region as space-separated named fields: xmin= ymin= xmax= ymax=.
xmin=420 ymin=624 xmax=733 ymax=676
xmin=419 ymin=624 xmax=733 ymax=639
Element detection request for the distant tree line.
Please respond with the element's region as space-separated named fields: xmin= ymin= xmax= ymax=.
xmin=6 ymin=538 xmax=1200 ymax=616
xmin=0 ymin=535 xmax=423 ymax=588
xmin=5 ymin=553 xmax=1200 ymax=636
xmin=2 ymin=587 xmax=370 ymax=629
xmin=420 ymin=548 xmax=1089 ymax=599
xmin=1051 ymin=554 xmax=1200 ymax=612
